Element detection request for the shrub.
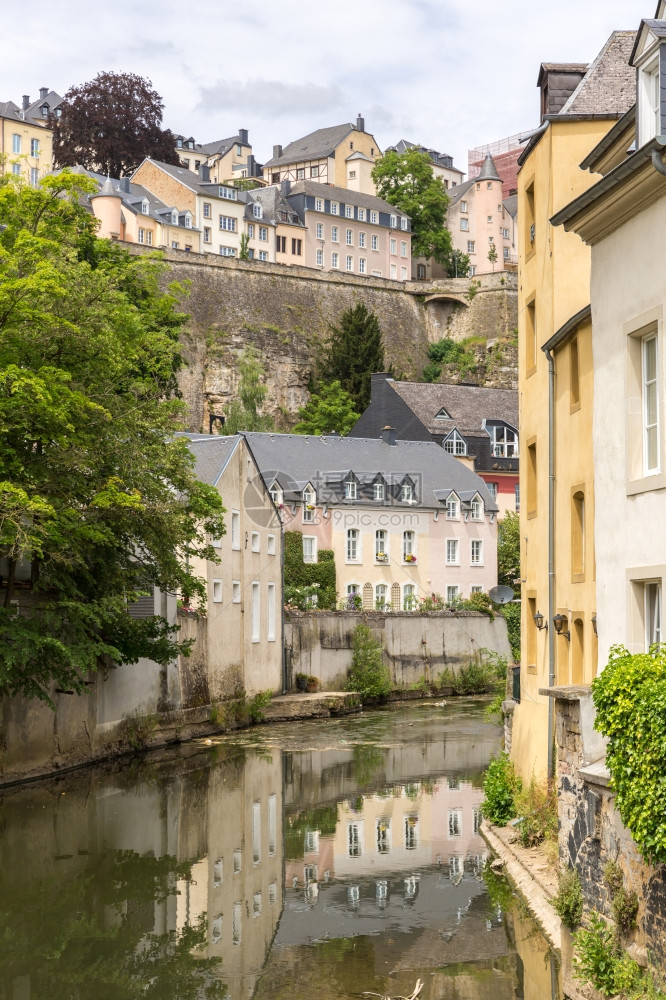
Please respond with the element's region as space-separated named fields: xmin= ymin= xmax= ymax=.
xmin=439 ymin=656 xmax=501 ymax=695
xmin=248 ymin=690 xmax=272 ymax=723
xmin=574 ymin=912 xmax=645 ymax=998
xmin=603 ymin=860 xmax=639 ymax=938
xmin=482 ymin=753 xmax=521 ymax=825
xmin=484 ymin=692 xmax=504 ymax=724
xmin=553 ymin=866 xmax=584 ymax=930
xmin=500 ymin=602 xmax=521 ymax=662
xmin=346 ymin=623 xmax=391 ymax=702
xmin=592 ymin=646 xmax=666 ymax=864
xmin=514 ymin=777 xmax=558 ymax=848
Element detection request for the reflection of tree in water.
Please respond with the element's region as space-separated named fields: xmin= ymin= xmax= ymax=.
xmin=284 ymin=804 xmax=338 ymax=860
xmin=0 ymin=850 xmax=226 ymax=1000
xmin=352 ymin=744 xmax=385 ymax=787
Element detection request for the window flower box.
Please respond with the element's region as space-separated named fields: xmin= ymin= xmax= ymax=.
xmin=404 ymin=554 xmax=417 ymax=564
xmin=376 ymin=553 xmax=388 ymax=562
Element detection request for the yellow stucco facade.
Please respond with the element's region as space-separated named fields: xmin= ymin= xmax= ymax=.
xmin=513 ymin=117 xmax=611 ymax=781
xmin=0 ymin=115 xmax=52 ymax=185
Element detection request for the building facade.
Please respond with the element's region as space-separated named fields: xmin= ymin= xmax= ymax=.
xmin=0 ymin=87 xmax=63 ymax=185
xmin=262 ymin=117 xmax=380 ymax=194
xmin=447 ymin=154 xmax=518 ymax=277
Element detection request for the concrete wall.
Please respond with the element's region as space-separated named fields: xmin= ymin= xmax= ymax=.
xmin=284 ymin=610 xmax=511 ymax=690
xmin=550 ymin=688 xmax=666 ymax=988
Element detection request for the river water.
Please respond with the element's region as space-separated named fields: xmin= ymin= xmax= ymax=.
xmin=0 ymin=699 xmax=561 ymax=1000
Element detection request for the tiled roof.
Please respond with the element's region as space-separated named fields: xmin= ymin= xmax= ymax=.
xmin=59 ymin=166 xmax=199 ymax=229
xmin=181 ymin=435 xmax=239 ymax=486
xmin=263 ymin=123 xmax=355 ymax=167
xmin=391 ymin=382 xmax=518 ymax=436
xmin=199 ymin=135 xmax=245 ymax=157
xmin=287 ymin=179 xmax=410 ymax=218
xmin=249 ymin=186 xmax=304 ymax=227
xmin=559 ymin=30 xmax=637 ymax=116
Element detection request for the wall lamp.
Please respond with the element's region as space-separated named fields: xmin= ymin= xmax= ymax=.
xmin=533 ymin=610 xmax=547 ymax=631
xmin=592 ymin=613 xmax=598 ymax=637
xmin=552 ymin=613 xmax=570 ymax=640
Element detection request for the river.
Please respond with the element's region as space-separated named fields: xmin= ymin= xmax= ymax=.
xmin=0 ymin=699 xmax=561 ymax=1000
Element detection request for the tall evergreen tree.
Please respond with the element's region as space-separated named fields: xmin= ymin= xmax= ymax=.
xmin=320 ymin=303 xmax=384 ymax=411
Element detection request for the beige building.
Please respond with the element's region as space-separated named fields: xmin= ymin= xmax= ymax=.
xmin=186 ymin=434 xmax=283 ymax=697
xmin=446 ymin=153 xmax=518 ymax=278
xmin=552 ymin=7 xmax=666 ymax=667
xmin=512 ymin=32 xmax=635 ymax=782
xmin=263 ymin=116 xmax=381 ymax=194
xmin=173 ymin=127 xmax=263 ymax=185
xmin=386 ymin=138 xmax=465 ymax=191
xmin=0 ymin=87 xmax=63 ymax=185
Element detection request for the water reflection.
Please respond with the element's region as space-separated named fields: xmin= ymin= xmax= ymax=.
xmin=0 ymin=701 xmax=560 ymax=1000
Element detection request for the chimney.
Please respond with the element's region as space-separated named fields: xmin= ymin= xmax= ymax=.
xmin=39 ymin=87 xmax=48 ymax=100
xmin=238 ymin=128 xmax=249 ymax=146
xmin=122 ymin=177 xmax=131 ymax=192
xmin=199 ymin=163 xmax=210 ymax=182
xmin=273 ymin=144 xmax=282 ymax=159
xmin=280 ymin=179 xmax=291 ymax=196
xmin=381 ymin=425 xmax=396 ymax=446
xmin=356 ymin=113 xmax=365 ymax=132
xmin=22 ymin=95 xmax=30 ymax=110
xmin=537 ymin=63 xmax=587 ymax=121
xmin=247 ymin=154 xmax=256 ymax=176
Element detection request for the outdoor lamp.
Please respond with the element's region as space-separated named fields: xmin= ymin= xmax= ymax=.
xmin=533 ymin=610 xmax=547 ymax=631
xmin=553 ymin=613 xmax=570 ymax=640
xmin=592 ymin=614 xmax=598 ymax=637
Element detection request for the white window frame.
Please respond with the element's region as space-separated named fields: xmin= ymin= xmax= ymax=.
xmin=259 ymin=226 xmax=267 ymax=241
xmin=460 ymin=200 xmax=468 ymax=213
xmin=467 ymin=240 xmax=475 ymax=254
xmin=448 ymin=808 xmax=463 ymax=838
xmin=346 ymin=255 xmax=353 ymax=271
xmin=302 ymin=535 xmax=317 ymax=563
xmin=390 ymin=238 xmax=397 ymax=254
xmin=316 ymin=222 xmax=323 ymax=239
xmin=231 ymin=510 xmax=241 ymax=549
xmin=331 ymin=252 xmax=339 ymax=269
xmin=219 ymin=215 xmax=237 ymax=231
xmin=267 ymin=534 xmax=276 ymax=555
xmin=316 ymin=248 xmax=324 ymax=266
xmin=370 ymin=210 xmax=378 ymax=224
xmin=401 ymin=482 xmax=413 ymax=502
xmin=403 ymin=584 xmax=416 ymax=611
xmin=446 ymin=585 xmax=460 ymax=603
xmin=330 ymin=201 xmax=339 ymax=215
xmin=375 ymin=528 xmax=388 ymax=560
xmin=402 ymin=530 xmax=415 ymax=561
xmin=346 ymin=229 xmax=353 ymax=245
xmin=267 ymin=582 xmax=276 ymax=641
xmin=331 ymin=225 xmax=339 ymax=242
xmin=358 ymin=231 xmax=366 ymax=248
xmin=12 ymin=133 xmax=21 ymax=154
xmin=471 ymin=498 xmax=484 ymax=521
xmin=345 ymin=479 xmax=357 ymax=500
xmin=251 ymin=531 xmax=260 ymax=552
xmin=315 ymin=197 xmax=323 ymax=211
xmin=346 ymin=528 xmax=360 ymax=562
xmin=212 ymin=579 xmax=223 ymax=603
xmin=645 ymin=580 xmax=662 ymax=650
xmin=444 ymin=430 xmax=467 ymax=455
xmin=30 ymin=137 xmax=39 ymax=156
xmin=359 ymin=258 xmax=366 ymax=274
xmin=232 ymin=581 xmax=241 ymax=603
xmin=446 ymin=538 xmax=459 ymax=565
xmin=373 ymin=481 xmax=385 ymax=501
xmin=251 ymin=582 xmax=260 ymax=642
xmin=643 ymin=332 xmax=659 ymax=474
xmin=358 ymin=208 xmax=366 ymax=221
xmin=471 ymin=539 xmax=484 ymax=565
xmin=375 ymin=583 xmax=389 ymax=610
xmin=460 ymin=218 xmax=469 ymax=232
xmin=400 ymin=241 xmax=407 ymax=257
xmin=259 ymin=250 xmax=268 ymax=261
xmin=345 ymin=205 xmax=354 ymax=219
xmin=446 ymin=496 xmax=459 ymax=519
xmin=371 ymin=234 xmax=378 ymax=250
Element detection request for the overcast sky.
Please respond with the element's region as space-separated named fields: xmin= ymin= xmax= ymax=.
xmin=3 ymin=0 xmax=653 ymax=174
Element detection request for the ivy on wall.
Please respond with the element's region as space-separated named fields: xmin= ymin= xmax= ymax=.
xmin=592 ymin=646 xmax=666 ymax=864
xmin=284 ymin=530 xmax=337 ymax=610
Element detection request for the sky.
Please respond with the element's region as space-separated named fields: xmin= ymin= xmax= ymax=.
xmin=2 ymin=0 xmax=654 ymax=175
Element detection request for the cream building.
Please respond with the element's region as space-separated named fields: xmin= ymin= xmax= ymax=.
xmin=0 ymin=87 xmax=63 ymax=184
xmin=173 ymin=128 xmax=261 ymax=184
xmin=263 ymin=116 xmax=381 ymax=194
xmin=552 ymin=7 xmax=666 ymax=667
xmin=512 ymin=32 xmax=636 ymax=782
xmin=446 ymin=153 xmax=518 ymax=278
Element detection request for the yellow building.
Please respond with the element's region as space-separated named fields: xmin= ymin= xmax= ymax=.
xmin=0 ymin=89 xmax=62 ymax=185
xmin=173 ymin=128 xmax=264 ymax=185
xmin=262 ymin=116 xmax=381 ymax=193
xmin=513 ymin=33 xmax=636 ymax=782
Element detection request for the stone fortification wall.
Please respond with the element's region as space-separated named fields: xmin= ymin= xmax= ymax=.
xmin=128 ymin=246 xmax=517 ymax=430
xmin=285 ymin=609 xmax=511 ymax=690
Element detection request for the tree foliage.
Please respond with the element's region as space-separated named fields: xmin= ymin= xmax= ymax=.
xmin=497 ymin=510 xmax=520 ymax=589
xmin=0 ymin=171 xmax=225 ymax=701
xmin=319 ymin=303 xmax=384 ymax=411
xmin=592 ymin=645 xmax=666 ymax=864
xmin=53 ymin=71 xmax=180 ymax=178
xmin=346 ymin=623 xmax=391 ymax=702
xmin=293 ymin=380 xmax=359 ymax=435
xmin=222 ymin=345 xmax=275 ymax=434
xmin=283 ymin=531 xmax=336 ymax=609
xmin=371 ymin=146 xmax=452 ymax=265
xmin=442 ymin=248 xmax=470 ymax=278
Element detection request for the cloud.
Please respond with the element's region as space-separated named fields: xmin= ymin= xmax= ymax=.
xmin=196 ymin=79 xmax=346 ymax=118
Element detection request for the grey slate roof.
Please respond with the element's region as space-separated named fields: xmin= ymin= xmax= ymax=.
xmin=387 ymin=139 xmax=463 ymax=174
xmin=248 ymin=186 xmax=303 ymax=227
xmin=559 ymin=31 xmax=636 ymax=116
xmin=448 ymin=178 xmax=475 ymax=207
xmin=24 ymin=90 xmax=64 ymax=124
xmin=60 ymin=166 xmax=200 ymax=230
xmin=263 ymin=123 xmax=356 ymax=168
xmin=476 ymin=153 xmax=501 ymax=181
xmin=287 ymin=179 xmax=411 ymax=219
xmin=182 ymin=435 xmax=239 ymax=486
xmin=503 ymin=194 xmax=518 ymax=218
xmin=199 ymin=134 xmax=247 ymax=157
xmin=385 ymin=381 xmax=518 ymax=437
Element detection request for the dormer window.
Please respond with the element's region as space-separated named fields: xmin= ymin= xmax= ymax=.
xmin=435 ymin=407 xmax=450 ymax=419
xmin=269 ymin=484 xmax=282 ymax=505
xmin=187 ymin=140 xmax=194 ymax=149
xmin=345 ymin=478 xmax=357 ymax=500
xmin=400 ymin=481 xmax=414 ymax=502
xmin=487 ymin=421 xmax=519 ymax=458
xmin=446 ymin=495 xmax=459 ymax=519
xmin=219 ymin=185 xmax=237 ymax=201
xmin=184 ymin=212 xmax=192 ymax=229
xmin=55 ymin=107 xmax=62 ymax=118
xmin=141 ymin=199 xmax=150 ymax=215
xmin=253 ymin=204 xmax=262 ymax=219
xmin=471 ymin=497 xmax=484 ymax=521
xmin=171 ymin=209 xmax=178 ymax=225
xmin=40 ymin=103 xmax=49 ymax=118
xmin=176 ymin=138 xmax=183 ymax=148
xmin=373 ymin=480 xmax=385 ymax=501
xmin=634 ymin=22 xmax=666 ymax=146
xmin=444 ymin=429 xmax=466 ymax=456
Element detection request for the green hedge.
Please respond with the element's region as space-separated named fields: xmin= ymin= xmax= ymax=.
xmin=284 ymin=530 xmax=337 ymax=609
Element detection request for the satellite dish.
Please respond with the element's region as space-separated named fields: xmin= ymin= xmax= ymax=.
xmin=489 ymin=585 xmax=515 ymax=605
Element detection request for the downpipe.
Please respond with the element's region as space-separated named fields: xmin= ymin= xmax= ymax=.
xmin=543 ymin=346 xmax=556 ymax=781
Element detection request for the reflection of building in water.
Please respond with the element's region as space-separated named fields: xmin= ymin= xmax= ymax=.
xmin=176 ymin=753 xmax=284 ymax=1000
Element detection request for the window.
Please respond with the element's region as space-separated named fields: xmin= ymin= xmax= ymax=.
xmin=346 ymin=255 xmax=353 ymax=271
xmin=269 ymin=882 xmax=277 ymax=905
xmin=331 ymin=252 xmax=339 ymax=268
xmin=232 ymin=901 xmax=242 ymax=946
xmin=403 ymin=530 xmax=415 ymax=561
xmin=213 ymin=859 xmax=223 ymax=887
xmin=400 ymin=482 xmax=413 ymax=502
xmin=488 ymin=422 xmax=519 ymax=457
xmin=488 ymin=235 xmax=494 ymax=243
xmin=572 ymin=490 xmax=585 ymax=579
xmin=231 ymin=511 xmax=240 ymax=549
xmin=460 ymin=200 xmax=468 ymax=213
xmin=212 ymin=579 xmax=223 ymax=603
xmin=146 ymin=230 xmax=153 ymax=246
xmin=257 ymin=249 xmax=267 ymax=262
xmin=346 ymin=229 xmax=353 ymax=245
xmin=267 ymin=583 xmax=276 ymax=641
xmin=141 ymin=199 xmax=149 ymax=215
xmin=219 ymin=246 xmax=236 ymax=256
xmin=404 ymin=815 xmax=418 ymax=849
xmin=331 ymin=225 xmax=339 ymax=242
xmin=30 ymin=167 xmax=39 ymax=186
xmin=401 ymin=218 xmax=408 ymax=230
xmin=471 ymin=540 xmax=484 ymax=565
xmin=359 ymin=258 xmax=366 ymax=273
xmin=292 ymin=238 xmax=302 ymax=255
xmin=345 ymin=205 xmax=353 ymax=218
xmin=401 ymin=267 xmax=407 ymax=279
xmin=515 ymin=483 xmax=520 ymax=511
xmin=203 ymin=202 xmax=211 ymax=219
xmin=403 ymin=584 xmax=416 ymax=611
xmin=345 ymin=479 xmax=357 ymax=500
xmin=400 ymin=241 xmax=407 ymax=257
xmin=303 ymin=488 xmax=315 ymax=521
xmin=503 ymin=246 xmax=510 ymax=260
xmin=303 ymin=536 xmax=316 ymax=563
xmin=316 ymin=248 xmax=323 ymax=266
xmin=348 ymin=822 xmax=363 ymax=856
xmin=233 ymin=850 xmax=242 ymax=873
xmin=502 ymin=227 xmax=510 ymax=239
xmin=460 ymin=218 xmax=469 ymax=231
xmin=315 ymin=222 xmax=323 ymax=239
xmin=446 ymin=539 xmax=459 ymax=565
xmin=258 ymin=227 xmax=267 ymax=241
xmin=444 ymin=430 xmax=466 ymax=455
xmin=471 ymin=498 xmax=483 ymax=520
xmin=251 ymin=582 xmax=260 ymax=642
xmin=526 ymin=298 xmax=537 ymax=372
xmin=138 ymin=228 xmax=145 ymax=244
xmin=390 ymin=263 xmax=397 ymax=279
xmin=376 ymin=818 xmax=391 ymax=853
xmin=247 ymin=224 xmax=255 ymax=238
xmin=267 ymin=534 xmax=276 ymax=555
xmin=487 ymin=215 xmax=493 ymax=224
xmin=467 ymin=240 xmax=475 ymax=254
xmin=570 ymin=335 xmax=580 ymax=409
xmin=390 ymin=238 xmax=397 ymax=254
xmin=30 ymin=138 xmax=39 ymax=156
xmin=446 ymin=496 xmax=459 ymax=519
xmin=390 ymin=215 xmax=397 ymax=228
xmin=370 ymin=211 xmax=378 ymax=224
xmin=375 ymin=584 xmax=389 ymax=610
xmin=12 ymin=134 xmax=21 ymax=154
xmin=375 ymin=529 xmax=387 ymax=559
xmin=232 ymin=581 xmax=241 ymax=603
xmin=252 ymin=204 xmax=262 ymax=220
xmin=448 ymin=809 xmax=462 ymax=837
xmin=331 ymin=202 xmax=339 ymax=215
xmin=486 ymin=482 xmax=498 ymax=500
xmin=417 ymin=264 xmax=426 ymax=279
xmin=527 ymin=441 xmax=537 ymax=516
xmin=346 ymin=529 xmax=359 ymax=561
xmin=348 ymin=170 xmax=356 ymax=179
xmin=358 ymin=232 xmax=366 ymax=248
xmin=447 ymin=585 xmax=460 ymax=603
xmin=203 ymin=227 xmax=211 ymax=243
xmin=276 ymin=235 xmax=286 ymax=253
xmin=371 ymin=234 xmax=378 ymax=250
xmin=297 ymin=168 xmax=305 ymax=179
xmin=373 ymin=481 xmax=385 ymax=501
xmin=357 ymin=208 xmax=365 ymax=222
xmin=251 ymin=531 xmax=260 ymax=552
xmin=646 ymin=582 xmax=662 ymax=650
xmin=469 ymin=265 xmax=476 ymax=276
xmin=471 ymin=585 xmax=483 ymax=594
xmin=171 ymin=241 xmax=179 ymax=249
xmin=219 ymin=215 xmax=237 ymax=231
xmin=315 ymin=197 xmax=323 ymax=211
xmin=643 ymin=333 xmax=659 ymax=473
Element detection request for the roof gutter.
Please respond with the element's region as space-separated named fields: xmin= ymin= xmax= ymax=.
xmin=541 ymin=304 xmax=592 ymax=352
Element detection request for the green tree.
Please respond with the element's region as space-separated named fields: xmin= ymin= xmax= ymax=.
xmin=346 ymin=623 xmax=392 ymax=702
xmin=488 ymin=242 xmax=498 ymax=271
xmin=320 ymin=303 xmax=384 ymax=411
xmin=222 ymin=345 xmax=275 ymax=434
xmin=0 ymin=171 xmax=225 ymax=702
xmin=371 ymin=146 xmax=452 ymax=265
xmin=497 ymin=510 xmax=520 ymax=590
xmin=293 ymin=380 xmax=359 ymax=435
xmin=239 ymin=232 xmax=250 ymax=260
xmin=442 ymin=247 xmax=470 ymax=278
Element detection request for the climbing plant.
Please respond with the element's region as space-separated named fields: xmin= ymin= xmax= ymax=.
xmin=592 ymin=645 xmax=666 ymax=864
xmin=283 ymin=531 xmax=336 ymax=609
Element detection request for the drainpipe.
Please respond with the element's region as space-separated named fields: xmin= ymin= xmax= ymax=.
xmin=651 ymin=146 xmax=666 ymax=177
xmin=543 ymin=346 xmax=556 ymax=780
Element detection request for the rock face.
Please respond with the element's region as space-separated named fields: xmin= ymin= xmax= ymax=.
xmin=135 ymin=247 xmax=518 ymax=430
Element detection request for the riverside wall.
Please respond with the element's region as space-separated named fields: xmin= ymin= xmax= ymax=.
xmin=128 ymin=246 xmax=517 ymax=430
